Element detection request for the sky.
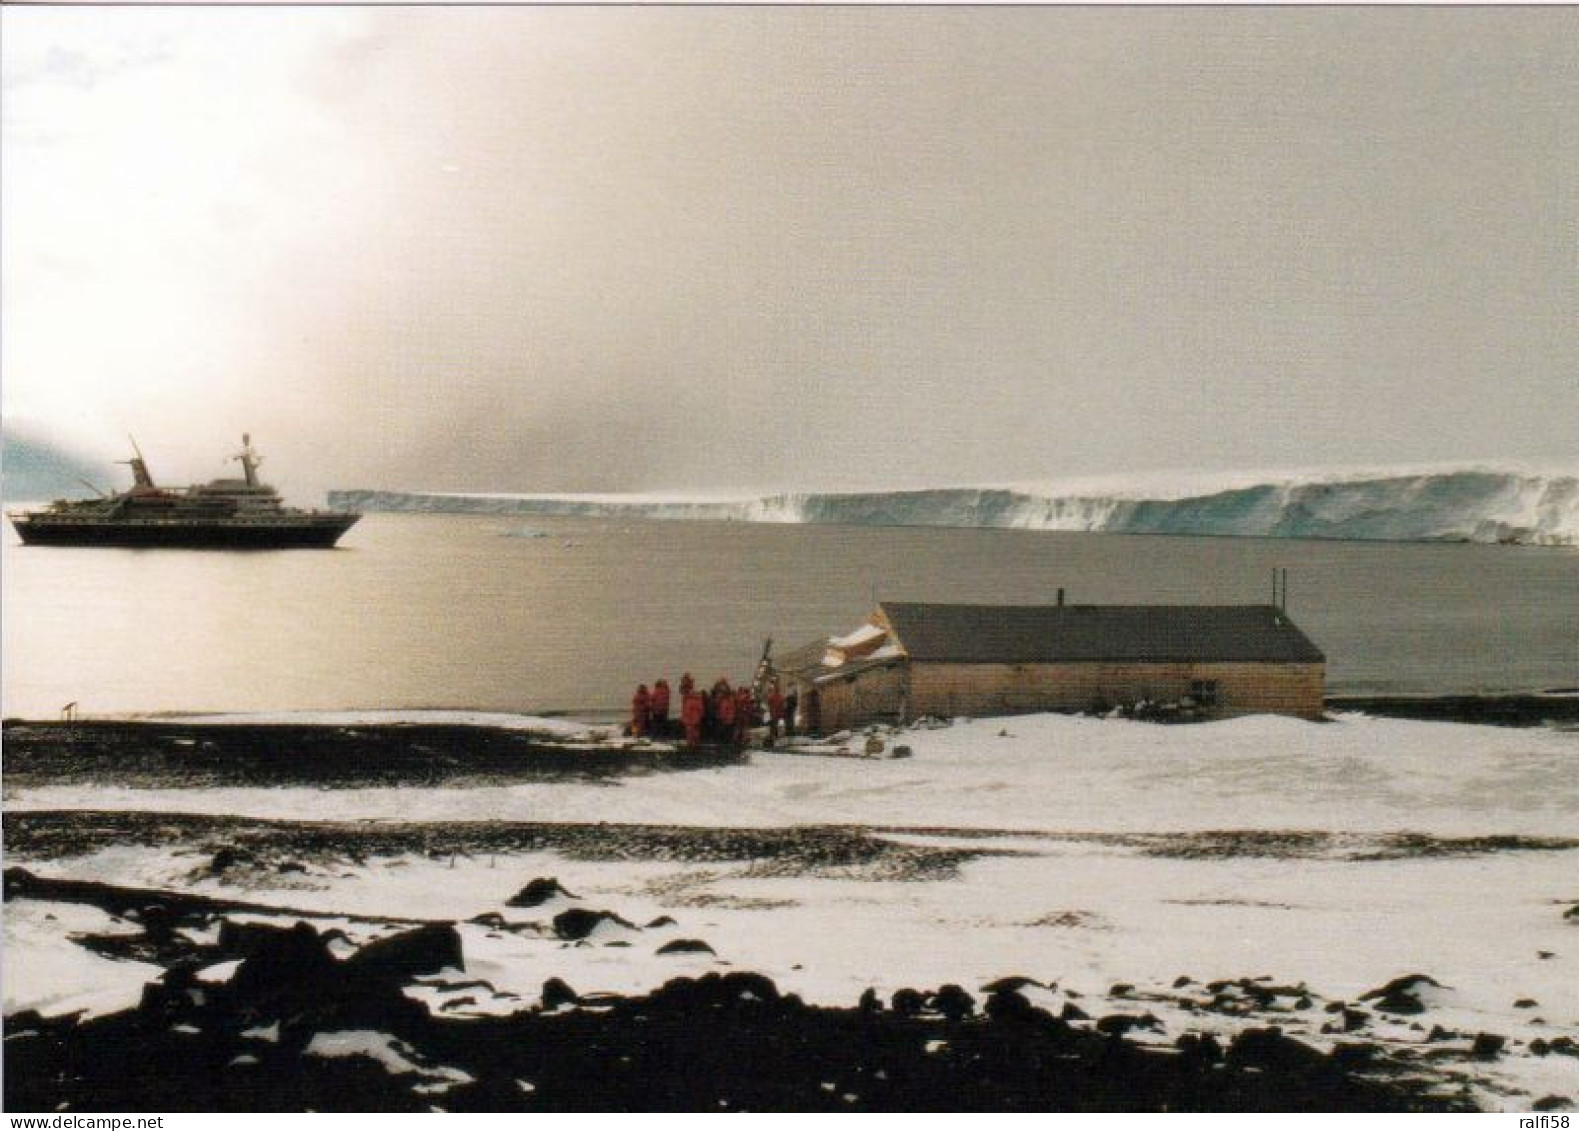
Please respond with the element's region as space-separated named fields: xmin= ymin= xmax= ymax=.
xmin=3 ymin=7 xmax=1576 ymax=499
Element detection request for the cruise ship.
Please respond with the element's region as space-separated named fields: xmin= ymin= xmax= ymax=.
xmin=8 ymin=435 xmax=360 ymax=549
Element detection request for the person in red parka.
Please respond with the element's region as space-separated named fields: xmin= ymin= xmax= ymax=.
xmin=679 ymin=672 xmax=695 ymax=698
xmin=651 ymin=679 xmax=672 ymax=733
xmin=681 ymin=689 xmax=705 ymax=749
xmin=767 ymin=683 xmax=786 ymax=743
xmin=709 ymin=678 xmax=732 ymax=743
xmin=631 ymin=683 xmax=651 ymax=738
xmin=715 ymin=684 xmax=737 ymax=744
xmin=734 ymin=686 xmax=754 ymax=746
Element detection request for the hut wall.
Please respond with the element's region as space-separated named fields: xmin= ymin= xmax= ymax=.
xmin=814 ymin=664 xmax=908 ymax=731
xmin=907 ymin=661 xmax=1325 ymax=721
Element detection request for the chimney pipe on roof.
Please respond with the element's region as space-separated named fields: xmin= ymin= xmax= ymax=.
xmin=1057 ymin=587 xmax=1065 ymax=607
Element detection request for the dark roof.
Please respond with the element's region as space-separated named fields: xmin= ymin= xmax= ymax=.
xmin=879 ymin=602 xmax=1325 ymax=665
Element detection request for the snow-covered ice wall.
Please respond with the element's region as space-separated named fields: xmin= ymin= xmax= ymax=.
xmin=329 ymin=469 xmax=1579 ymax=546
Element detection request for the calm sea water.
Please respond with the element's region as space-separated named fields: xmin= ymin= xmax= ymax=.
xmin=3 ymin=513 xmax=1576 ymax=718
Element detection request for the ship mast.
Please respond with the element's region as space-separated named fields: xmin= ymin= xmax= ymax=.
xmin=233 ymin=433 xmax=262 ymax=488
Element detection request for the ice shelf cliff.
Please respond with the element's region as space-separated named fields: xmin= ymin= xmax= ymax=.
xmin=328 ymin=469 xmax=1579 ymax=546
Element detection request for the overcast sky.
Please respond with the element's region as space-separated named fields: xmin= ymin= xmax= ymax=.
xmin=3 ymin=7 xmax=1575 ymax=498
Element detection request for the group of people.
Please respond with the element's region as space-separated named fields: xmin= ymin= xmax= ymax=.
xmin=630 ymin=672 xmax=800 ymax=749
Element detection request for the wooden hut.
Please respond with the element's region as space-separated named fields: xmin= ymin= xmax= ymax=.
xmin=781 ymin=600 xmax=1326 ymax=729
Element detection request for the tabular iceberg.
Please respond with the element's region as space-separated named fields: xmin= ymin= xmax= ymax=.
xmin=329 ymin=469 xmax=1578 ymax=546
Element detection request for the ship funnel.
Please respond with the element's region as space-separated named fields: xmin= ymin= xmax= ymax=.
xmin=119 ymin=436 xmax=156 ymax=490
xmin=233 ymin=434 xmax=262 ymax=487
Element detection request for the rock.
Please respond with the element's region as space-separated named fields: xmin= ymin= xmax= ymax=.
xmin=1470 ymin=1032 xmax=1505 ymax=1059
xmin=1328 ymin=1043 xmax=1379 ymax=1071
xmin=864 ymin=736 xmax=886 ymax=756
xmin=891 ymin=988 xmax=925 ymax=1016
xmin=4 ymin=867 xmax=40 ymax=899
xmin=552 ymin=908 xmax=636 ymax=941
xmin=344 ymin=924 xmax=464 ymax=980
xmin=980 ymin=976 xmax=1044 ymax=995
xmin=985 ymin=988 xmax=1040 ymax=1023
xmin=1514 ymin=997 xmax=1539 ymax=1008
xmin=1174 ymin=1033 xmax=1223 ymax=1065
xmin=541 ymin=977 xmax=579 ymax=1010
xmin=1426 ymin=1025 xmax=1457 ymax=1043
xmin=929 ymin=985 xmax=975 ymax=1021
xmin=1534 ymin=1096 xmax=1573 ymax=1113
xmin=1530 ymin=1038 xmax=1550 ymax=1056
xmin=645 ymin=916 xmax=678 ymax=929
xmin=1172 ymin=975 xmax=1193 ymax=989
xmin=1097 ymin=1014 xmax=1160 ymax=1037
xmin=857 ymin=988 xmax=882 ymax=1014
xmin=656 ymin=938 xmax=715 ymax=956
xmin=139 ymin=903 xmax=177 ymax=939
xmin=892 ymin=745 xmax=913 ymax=758
xmin=657 ymin=971 xmax=778 ymax=1012
xmin=1342 ymin=1008 xmax=1369 ymax=1032
xmin=218 ymin=917 xmax=319 ymax=961
xmin=207 ymin=846 xmax=255 ymax=874
xmin=1109 ymin=983 xmax=1135 ymax=998
xmin=468 ymin=912 xmax=508 ymax=929
xmin=1358 ymin=973 xmax=1442 ymax=1015
xmin=224 ymin=921 xmax=416 ymax=1028
xmin=1227 ymin=1027 xmax=1326 ymax=1074
xmin=1060 ymin=1001 xmax=1090 ymax=1022
xmin=1564 ymin=903 xmax=1579 ymax=921
xmin=1538 ymin=950 xmax=1556 ymax=960
xmin=507 ymin=877 xmax=578 ymax=909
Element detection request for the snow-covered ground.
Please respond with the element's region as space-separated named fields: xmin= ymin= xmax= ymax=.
xmin=6 ymin=711 xmax=1578 ymax=1109
xmin=15 ymin=711 xmax=1576 ymax=836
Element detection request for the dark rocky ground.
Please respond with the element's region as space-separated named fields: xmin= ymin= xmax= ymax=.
xmin=3 ymin=866 xmax=1491 ymax=1113
xmin=1326 ymin=694 xmax=1579 ymax=729
xmin=4 ymin=811 xmax=1004 ymax=883
xmin=8 ymin=811 xmax=1574 ymax=879
xmin=8 ymin=858 xmax=1577 ymax=1112
xmin=1 ymin=719 xmax=739 ymax=791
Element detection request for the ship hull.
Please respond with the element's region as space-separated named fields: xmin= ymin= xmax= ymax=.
xmin=10 ymin=516 xmax=359 ymax=549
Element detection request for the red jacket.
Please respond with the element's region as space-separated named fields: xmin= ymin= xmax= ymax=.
xmin=652 ymin=681 xmax=671 ymax=716
xmin=717 ymin=694 xmax=737 ymax=725
xmin=681 ymin=692 xmax=705 ymax=726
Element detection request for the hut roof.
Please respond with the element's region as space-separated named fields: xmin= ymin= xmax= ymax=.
xmin=878 ymin=602 xmax=1325 ymax=665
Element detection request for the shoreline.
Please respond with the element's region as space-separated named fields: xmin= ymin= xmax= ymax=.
xmin=7 ymin=688 xmax=1578 ymax=744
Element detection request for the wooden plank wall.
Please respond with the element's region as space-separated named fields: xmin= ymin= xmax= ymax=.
xmin=909 ymin=661 xmax=1325 ymax=721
